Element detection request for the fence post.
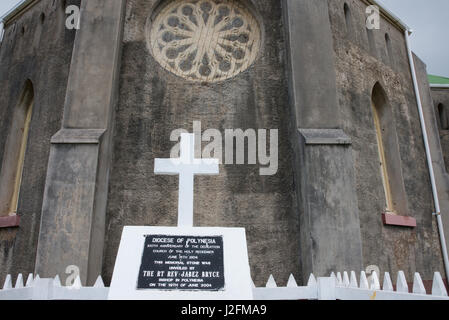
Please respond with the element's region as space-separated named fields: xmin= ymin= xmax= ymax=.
xmin=317 ymin=277 xmax=336 ymax=300
xmin=31 ymin=277 xmax=53 ymax=300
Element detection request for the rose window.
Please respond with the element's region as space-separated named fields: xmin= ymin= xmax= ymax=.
xmin=149 ymin=0 xmax=261 ymax=82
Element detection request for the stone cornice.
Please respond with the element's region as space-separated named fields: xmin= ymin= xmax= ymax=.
xmin=1 ymin=0 xmax=41 ymax=26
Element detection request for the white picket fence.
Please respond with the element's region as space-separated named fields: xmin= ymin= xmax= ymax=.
xmin=0 ymin=274 xmax=108 ymax=300
xmin=252 ymin=271 xmax=449 ymax=300
xmin=0 ymin=271 xmax=448 ymax=300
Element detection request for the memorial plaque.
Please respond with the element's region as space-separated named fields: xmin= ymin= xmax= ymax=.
xmin=137 ymin=235 xmax=225 ymax=291
xmin=109 ymin=226 xmax=253 ymax=300
xmin=109 ymin=138 xmax=252 ymax=299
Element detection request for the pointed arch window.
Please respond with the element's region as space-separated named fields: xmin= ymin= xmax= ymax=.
xmin=366 ymin=28 xmax=376 ymax=55
xmin=344 ymin=3 xmax=353 ymax=36
xmin=0 ymin=80 xmax=34 ymax=217
xmin=371 ymin=83 xmax=409 ymax=216
xmin=372 ymin=87 xmax=394 ymax=212
xmin=385 ymin=33 xmax=395 ymax=66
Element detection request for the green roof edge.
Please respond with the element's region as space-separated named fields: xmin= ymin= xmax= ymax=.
xmin=428 ymin=74 xmax=449 ymax=85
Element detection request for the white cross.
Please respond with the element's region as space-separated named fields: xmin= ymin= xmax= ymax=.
xmin=154 ymin=133 xmax=219 ymax=227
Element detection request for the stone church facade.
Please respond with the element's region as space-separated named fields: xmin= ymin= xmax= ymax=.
xmin=1 ymin=0 xmax=449 ymax=287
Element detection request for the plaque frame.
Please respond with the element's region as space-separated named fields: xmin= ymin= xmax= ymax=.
xmin=108 ymin=226 xmax=253 ymax=300
xmin=136 ymin=234 xmax=226 ymax=291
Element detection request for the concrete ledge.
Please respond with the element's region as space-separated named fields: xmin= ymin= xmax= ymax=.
xmin=430 ymin=84 xmax=449 ymax=89
xmin=382 ymin=213 xmax=417 ymax=228
xmin=0 ymin=215 xmax=20 ymax=228
xmin=51 ymin=129 xmax=106 ymax=144
xmin=299 ymin=129 xmax=352 ymax=145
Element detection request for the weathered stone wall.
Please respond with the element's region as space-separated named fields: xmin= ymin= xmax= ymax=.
xmin=415 ymin=57 xmax=449 ymax=270
xmin=103 ymin=0 xmax=300 ymax=286
xmin=328 ymin=0 xmax=444 ymax=280
xmin=0 ymin=0 xmax=79 ymax=284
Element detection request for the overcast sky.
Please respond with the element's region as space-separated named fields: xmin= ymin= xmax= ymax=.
xmin=1 ymin=0 xmax=448 ymax=77
xmin=380 ymin=0 xmax=449 ymax=77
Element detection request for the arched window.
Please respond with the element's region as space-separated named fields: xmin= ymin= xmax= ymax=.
xmin=371 ymin=83 xmax=408 ymax=214
xmin=372 ymin=84 xmax=393 ymax=212
xmin=385 ymin=33 xmax=394 ymax=66
xmin=0 ymin=80 xmax=34 ymax=216
xmin=366 ymin=28 xmax=376 ymax=55
xmin=344 ymin=3 xmax=353 ymax=35
xmin=438 ymin=103 xmax=449 ymax=130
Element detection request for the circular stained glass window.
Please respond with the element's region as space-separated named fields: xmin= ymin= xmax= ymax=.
xmin=148 ymin=0 xmax=261 ymax=83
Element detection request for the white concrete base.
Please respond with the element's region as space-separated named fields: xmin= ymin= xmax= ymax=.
xmin=108 ymin=226 xmax=253 ymax=300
